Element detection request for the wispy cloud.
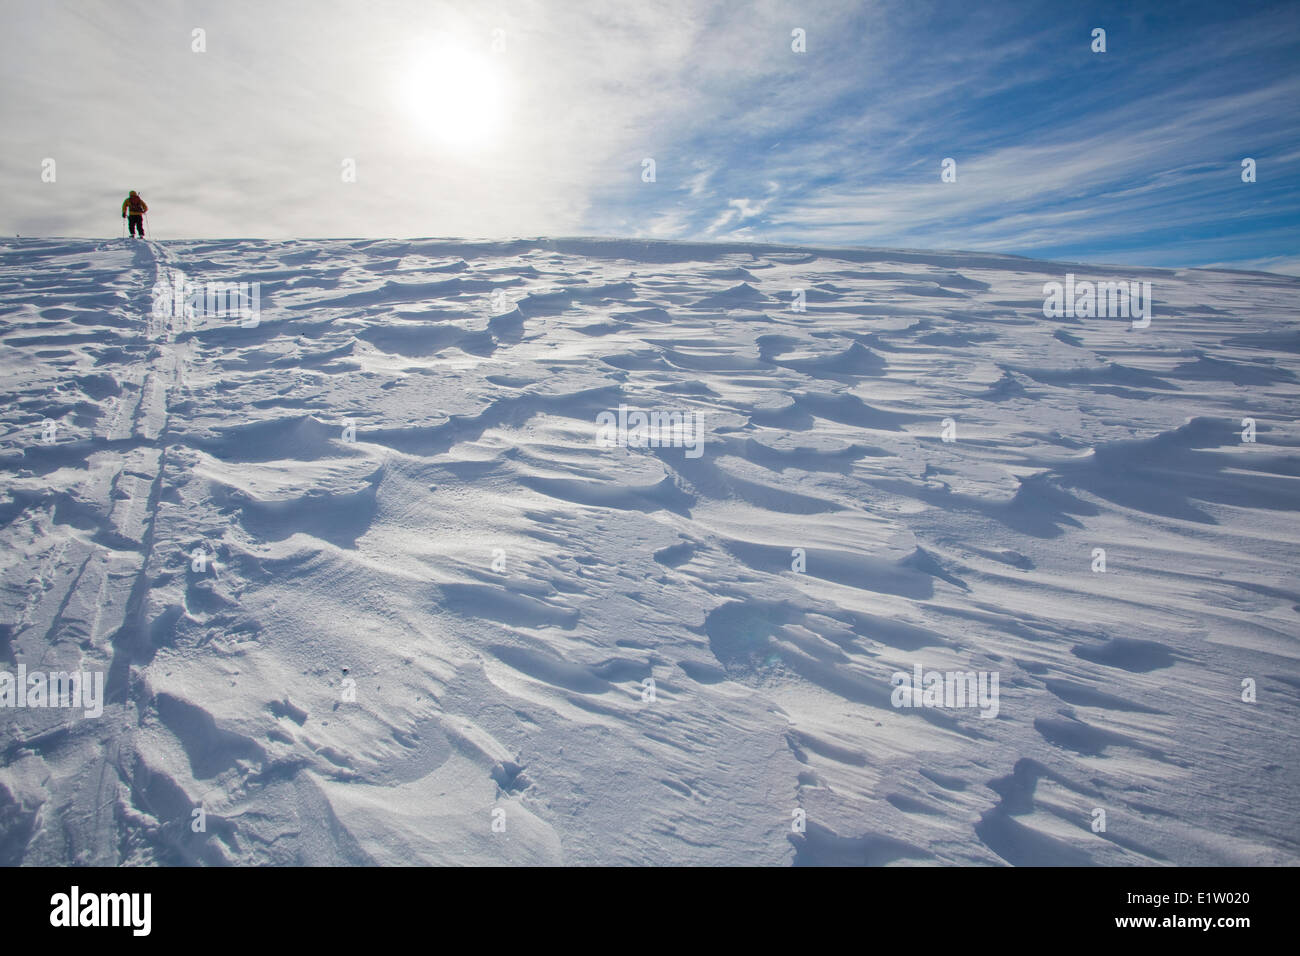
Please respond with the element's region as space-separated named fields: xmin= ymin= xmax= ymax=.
xmin=1 ymin=0 xmax=1296 ymax=272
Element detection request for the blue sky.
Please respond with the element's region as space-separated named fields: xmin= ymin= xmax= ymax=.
xmin=3 ymin=0 xmax=1297 ymax=272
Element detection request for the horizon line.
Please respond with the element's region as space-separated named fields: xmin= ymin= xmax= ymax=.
xmin=7 ymin=234 xmax=1299 ymax=280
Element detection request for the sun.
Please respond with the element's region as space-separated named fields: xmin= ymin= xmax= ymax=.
xmin=398 ymin=47 xmax=508 ymax=151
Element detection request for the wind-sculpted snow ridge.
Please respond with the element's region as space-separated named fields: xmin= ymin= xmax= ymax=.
xmin=0 ymin=236 xmax=1297 ymax=866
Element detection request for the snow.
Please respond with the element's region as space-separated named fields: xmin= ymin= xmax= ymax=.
xmin=1 ymin=235 xmax=1297 ymax=865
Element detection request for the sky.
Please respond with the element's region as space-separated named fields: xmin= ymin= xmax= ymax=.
xmin=2 ymin=0 xmax=1298 ymax=273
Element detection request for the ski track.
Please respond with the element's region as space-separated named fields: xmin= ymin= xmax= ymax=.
xmin=0 ymin=236 xmax=1298 ymax=865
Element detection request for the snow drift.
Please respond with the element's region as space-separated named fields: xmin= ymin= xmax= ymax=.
xmin=1 ymin=236 xmax=1297 ymax=865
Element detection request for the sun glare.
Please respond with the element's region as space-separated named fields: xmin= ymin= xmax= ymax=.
xmin=399 ymin=47 xmax=508 ymax=151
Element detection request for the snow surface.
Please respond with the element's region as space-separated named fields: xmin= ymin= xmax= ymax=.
xmin=1 ymin=236 xmax=1297 ymax=865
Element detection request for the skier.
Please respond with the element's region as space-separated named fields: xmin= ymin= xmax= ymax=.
xmin=121 ymin=190 xmax=148 ymax=238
